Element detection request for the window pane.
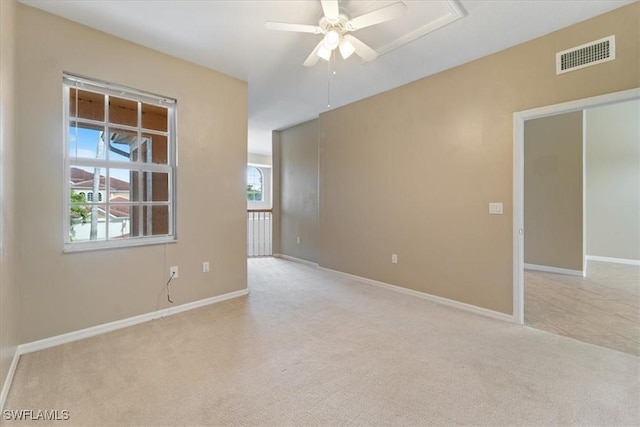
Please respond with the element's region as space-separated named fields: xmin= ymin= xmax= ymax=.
xmin=109 ymin=96 xmax=138 ymax=127
xmin=68 ymin=125 xmax=106 ymax=160
xmin=108 ymin=129 xmax=138 ymax=162
xmin=131 ymin=205 xmax=141 ymax=238
xmin=70 ymin=166 xmax=103 ymax=196
xmin=140 ymin=133 xmax=168 ymax=164
xmin=69 ymin=203 xmax=91 ymax=242
xmin=108 ymin=169 xmax=133 ymax=202
xmin=142 ymin=104 xmax=168 ymax=132
xmin=70 ymin=89 xmax=104 ymax=122
xmin=69 ymin=196 xmax=90 ymax=237
xmin=108 ymin=205 xmax=131 ymax=240
xmin=130 ymin=171 xmax=141 ymax=202
xmin=143 ymin=205 xmax=169 ymax=236
xmin=69 ymin=204 xmax=107 ymax=242
xmin=129 ymin=204 xmax=171 ymax=237
xmin=142 ymin=172 xmax=169 ymax=202
xmin=127 ymin=171 xmax=169 ymax=203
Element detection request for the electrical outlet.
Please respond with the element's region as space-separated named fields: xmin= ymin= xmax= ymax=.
xmin=202 ymin=261 xmax=210 ymax=273
xmin=489 ymin=202 xmax=503 ymax=214
xmin=169 ymin=266 xmax=179 ymax=279
xmin=296 ymin=236 xmax=301 ymax=244
xmin=392 ymin=254 xmax=398 ymax=264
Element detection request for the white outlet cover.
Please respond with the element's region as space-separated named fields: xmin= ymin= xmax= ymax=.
xmin=489 ymin=203 xmax=503 ymax=214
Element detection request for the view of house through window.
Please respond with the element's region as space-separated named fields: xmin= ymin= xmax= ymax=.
xmin=65 ymin=75 xmax=176 ymax=250
xmin=247 ymin=166 xmax=263 ymax=201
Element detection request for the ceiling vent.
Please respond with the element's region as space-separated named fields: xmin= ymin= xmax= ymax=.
xmin=556 ymin=35 xmax=615 ymax=75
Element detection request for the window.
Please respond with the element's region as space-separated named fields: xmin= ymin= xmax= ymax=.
xmin=246 ymin=165 xmax=272 ymax=210
xmin=247 ymin=166 xmax=263 ymax=201
xmin=64 ymin=74 xmax=177 ymax=251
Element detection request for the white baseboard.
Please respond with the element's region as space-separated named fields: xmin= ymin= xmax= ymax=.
xmin=586 ymin=255 xmax=640 ymax=266
xmin=19 ymin=289 xmax=249 ymax=355
xmin=274 ymin=253 xmax=319 ymax=267
xmin=319 ymin=267 xmax=515 ymax=323
xmin=0 ymin=347 xmax=20 ymax=412
xmin=524 ymin=263 xmax=584 ymax=276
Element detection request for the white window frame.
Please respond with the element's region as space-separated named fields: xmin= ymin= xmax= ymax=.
xmin=247 ymin=164 xmax=272 ymax=210
xmin=63 ymin=73 xmax=178 ymax=252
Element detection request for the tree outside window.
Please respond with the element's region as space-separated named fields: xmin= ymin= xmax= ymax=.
xmin=69 ymin=190 xmax=90 ymax=242
xmin=247 ymin=166 xmax=263 ymax=201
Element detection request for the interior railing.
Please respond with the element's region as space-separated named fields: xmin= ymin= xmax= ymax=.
xmin=247 ymin=209 xmax=272 ymax=257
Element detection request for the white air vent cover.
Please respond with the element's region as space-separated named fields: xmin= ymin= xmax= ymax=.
xmin=556 ymin=35 xmax=615 ymax=75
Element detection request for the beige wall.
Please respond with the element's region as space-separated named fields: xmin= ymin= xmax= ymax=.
xmin=0 ymin=0 xmax=19 ymax=396
xmin=524 ymin=112 xmax=584 ymax=271
xmin=318 ymin=3 xmax=639 ymax=314
xmin=279 ymin=120 xmax=319 ymax=263
xmin=271 ymin=131 xmax=282 ymax=255
xmin=586 ymin=100 xmax=640 ymax=261
xmin=15 ymin=5 xmax=248 ymax=343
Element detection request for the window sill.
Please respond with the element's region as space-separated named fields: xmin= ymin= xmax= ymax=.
xmin=64 ymin=235 xmax=177 ymax=253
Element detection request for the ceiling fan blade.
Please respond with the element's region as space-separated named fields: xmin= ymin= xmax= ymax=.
xmin=321 ymin=0 xmax=340 ymax=19
xmin=343 ymin=35 xmax=378 ymax=62
xmin=348 ymin=2 xmax=407 ymax=30
xmin=303 ymin=40 xmax=325 ymax=67
xmin=265 ymin=21 xmax=322 ymax=34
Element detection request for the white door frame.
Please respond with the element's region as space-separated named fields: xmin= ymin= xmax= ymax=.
xmin=512 ymin=88 xmax=640 ymax=325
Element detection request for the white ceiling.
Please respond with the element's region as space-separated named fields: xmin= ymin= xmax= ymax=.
xmin=21 ymin=0 xmax=634 ymax=155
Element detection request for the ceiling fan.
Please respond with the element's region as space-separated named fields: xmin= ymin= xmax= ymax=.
xmin=265 ymin=0 xmax=407 ymax=67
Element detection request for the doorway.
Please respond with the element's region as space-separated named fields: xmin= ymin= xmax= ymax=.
xmin=513 ymin=88 xmax=640 ymax=354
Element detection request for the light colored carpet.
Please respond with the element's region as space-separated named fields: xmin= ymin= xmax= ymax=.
xmin=5 ymin=257 xmax=639 ymax=426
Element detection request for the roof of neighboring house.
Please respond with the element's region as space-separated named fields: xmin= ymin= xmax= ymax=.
xmin=89 ymin=204 xmax=129 ymax=219
xmin=110 ymin=196 xmax=129 ymax=203
xmin=109 ymin=197 xmax=130 ymax=218
xmin=70 ymin=167 xmax=93 ymax=182
xmin=70 ymin=167 xmax=130 ymax=191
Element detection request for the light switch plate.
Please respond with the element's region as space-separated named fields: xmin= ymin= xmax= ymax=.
xmin=489 ymin=203 xmax=503 ymax=214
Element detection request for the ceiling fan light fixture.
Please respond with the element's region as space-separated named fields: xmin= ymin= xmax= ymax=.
xmin=338 ymin=38 xmax=355 ymax=59
xmin=323 ymin=29 xmax=340 ymax=50
xmin=317 ymin=45 xmax=332 ymax=61
xmin=265 ymin=0 xmax=408 ymax=67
